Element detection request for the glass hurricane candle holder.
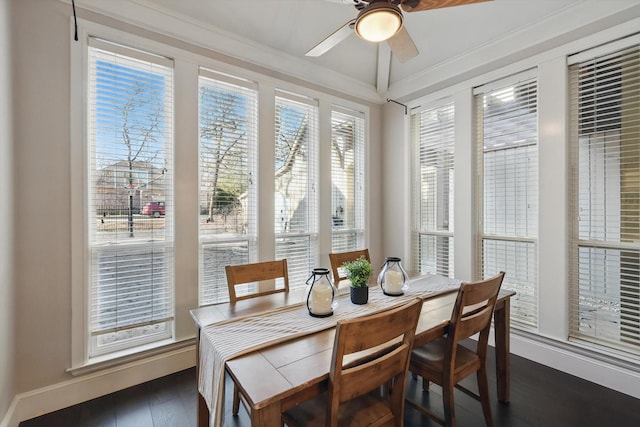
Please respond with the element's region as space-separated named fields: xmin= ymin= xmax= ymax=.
xmin=305 ymin=268 xmax=338 ymax=317
xmin=377 ymin=257 xmax=408 ymax=296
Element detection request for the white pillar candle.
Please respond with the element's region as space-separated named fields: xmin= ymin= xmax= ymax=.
xmin=310 ymin=285 xmax=332 ymax=314
xmin=385 ymin=270 xmax=404 ymax=294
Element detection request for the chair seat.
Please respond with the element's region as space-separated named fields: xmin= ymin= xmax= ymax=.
xmin=411 ymin=338 xmax=481 ymax=384
xmin=284 ymin=391 xmax=395 ymax=427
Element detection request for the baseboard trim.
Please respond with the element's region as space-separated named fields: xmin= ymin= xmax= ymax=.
xmin=509 ymin=333 xmax=640 ymax=400
xmin=0 ymin=345 xmax=195 ymax=427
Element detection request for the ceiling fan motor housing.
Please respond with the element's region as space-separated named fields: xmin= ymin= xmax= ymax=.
xmin=354 ymin=1 xmax=404 ymax=42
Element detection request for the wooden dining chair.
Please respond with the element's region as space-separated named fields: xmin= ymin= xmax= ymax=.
xmin=225 ymin=258 xmax=290 ymax=303
xmin=328 ymin=248 xmax=371 ymax=287
xmin=282 ymin=297 xmax=423 ymax=427
xmin=225 ymin=259 xmax=290 ymax=415
xmin=406 ymin=271 xmax=505 ymax=427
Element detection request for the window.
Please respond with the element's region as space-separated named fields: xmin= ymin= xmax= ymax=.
xmin=331 ymin=107 xmax=365 ymax=252
xmin=411 ymin=101 xmax=455 ymax=277
xmin=198 ymin=69 xmax=258 ymax=305
xmin=274 ymin=91 xmax=319 ymax=286
xmin=569 ymin=42 xmax=640 ymax=357
xmin=476 ymin=74 xmax=538 ymax=328
xmin=73 ymin=26 xmax=370 ymax=368
xmin=87 ymin=38 xmax=174 ymax=357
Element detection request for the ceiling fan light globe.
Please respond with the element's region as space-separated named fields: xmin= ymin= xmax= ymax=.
xmin=355 ymin=3 xmax=403 ymax=43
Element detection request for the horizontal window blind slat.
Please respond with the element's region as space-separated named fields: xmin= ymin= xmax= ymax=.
xmin=200 ymin=241 xmax=253 ymax=305
xmin=482 ymin=238 xmax=537 ymax=327
xmin=417 ymin=234 xmax=455 ymax=278
xmin=276 ymin=235 xmax=317 ymax=288
xmin=89 ymin=247 xmax=173 ymax=334
xmin=199 ymin=67 xmax=258 ymax=89
xmin=89 ymin=37 xmax=173 ymax=67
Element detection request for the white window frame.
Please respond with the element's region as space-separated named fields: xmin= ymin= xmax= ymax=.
xmin=71 ymin=22 xmax=182 ymax=368
xmin=410 ymin=99 xmax=455 ymax=278
xmin=274 ymin=90 xmax=320 ymax=287
xmin=198 ymin=68 xmax=259 ymax=306
xmin=330 ymin=105 xmax=366 ymax=253
xmin=475 ymin=70 xmax=539 ymax=329
xmin=87 ymin=38 xmax=175 ymax=358
xmin=568 ymin=39 xmax=640 ymax=358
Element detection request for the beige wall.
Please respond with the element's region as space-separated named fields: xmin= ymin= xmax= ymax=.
xmin=9 ymin=0 xmax=383 ymax=402
xmin=13 ymin=0 xmax=73 ymax=393
xmin=367 ymin=106 xmax=383 ymax=268
xmin=0 ymin=0 xmax=14 ymax=418
xmin=381 ymin=102 xmax=410 ymax=267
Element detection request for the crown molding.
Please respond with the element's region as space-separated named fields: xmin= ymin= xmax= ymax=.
xmin=67 ymin=0 xmax=384 ymax=103
xmin=388 ymin=0 xmax=640 ymax=101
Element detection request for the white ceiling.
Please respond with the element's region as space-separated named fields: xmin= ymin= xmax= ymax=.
xmin=78 ymin=0 xmax=640 ymax=103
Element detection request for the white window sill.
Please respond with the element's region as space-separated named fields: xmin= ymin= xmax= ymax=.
xmin=68 ymin=338 xmax=195 ymax=376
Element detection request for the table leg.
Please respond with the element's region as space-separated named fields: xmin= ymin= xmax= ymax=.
xmin=250 ymin=402 xmax=282 ymax=427
xmin=195 ymin=327 xmax=210 ymax=427
xmin=493 ymin=298 xmax=511 ymax=403
xmin=198 ymin=394 xmax=210 ymax=427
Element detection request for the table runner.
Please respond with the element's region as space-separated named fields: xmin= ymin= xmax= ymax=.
xmin=198 ymin=273 xmax=460 ymax=426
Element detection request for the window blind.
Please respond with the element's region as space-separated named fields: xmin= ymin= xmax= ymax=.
xmin=569 ymin=43 xmax=640 ymax=356
xmin=198 ymin=69 xmax=258 ymax=305
xmin=88 ymin=39 xmax=174 ymax=355
xmin=331 ymin=107 xmax=365 ymax=253
xmin=411 ymin=101 xmax=455 ymax=277
xmin=476 ymin=75 xmax=538 ymax=328
xmin=275 ymin=92 xmax=319 ymax=287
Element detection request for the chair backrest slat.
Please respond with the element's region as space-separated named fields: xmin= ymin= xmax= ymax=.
xmin=448 ymin=272 xmax=505 ymax=352
xmin=328 ymin=298 xmax=423 ymax=425
xmin=328 ymin=249 xmax=371 ymax=286
xmin=225 ymin=259 xmax=289 ymax=302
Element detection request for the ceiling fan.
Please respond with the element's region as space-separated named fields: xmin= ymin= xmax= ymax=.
xmin=307 ymin=0 xmax=491 ymax=63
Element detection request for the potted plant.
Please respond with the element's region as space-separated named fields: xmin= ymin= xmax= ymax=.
xmin=342 ymin=256 xmax=372 ymax=304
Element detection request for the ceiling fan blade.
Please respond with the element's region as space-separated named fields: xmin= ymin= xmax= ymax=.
xmin=322 ymin=0 xmax=362 ymax=4
xmin=401 ymin=0 xmax=492 ymax=13
xmin=387 ymin=26 xmax=418 ymax=63
xmin=306 ymin=20 xmax=356 ymax=57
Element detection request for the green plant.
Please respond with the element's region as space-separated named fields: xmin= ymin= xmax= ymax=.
xmin=342 ymin=256 xmax=372 ymax=288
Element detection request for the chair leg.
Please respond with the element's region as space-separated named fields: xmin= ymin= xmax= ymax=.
xmin=442 ymin=381 xmax=456 ymax=427
xmin=477 ymin=367 xmax=493 ymax=427
xmin=232 ymin=384 xmax=240 ymax=416
xmin=410 ymin=372 xmax=430 ymax=392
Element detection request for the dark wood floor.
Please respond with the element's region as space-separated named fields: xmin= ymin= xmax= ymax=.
xmin=20 ymin=344 xmax=640 ymax=427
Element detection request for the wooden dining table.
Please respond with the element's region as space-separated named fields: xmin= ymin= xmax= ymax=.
xmin=190 ymin=276 xmax=515 ymax=427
